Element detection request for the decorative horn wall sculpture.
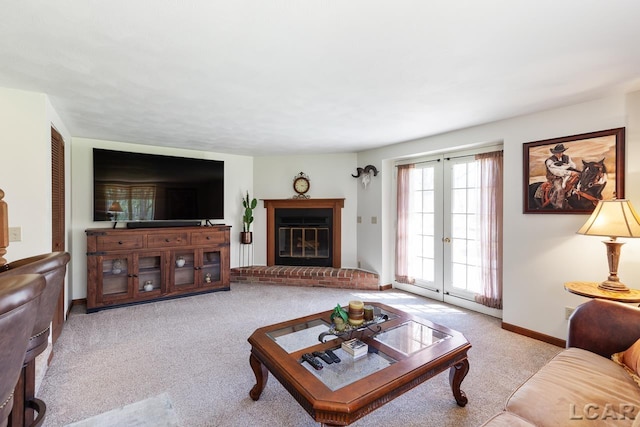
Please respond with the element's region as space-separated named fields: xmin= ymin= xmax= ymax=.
xmin=352 ymin=165 xmax=379 ymax=188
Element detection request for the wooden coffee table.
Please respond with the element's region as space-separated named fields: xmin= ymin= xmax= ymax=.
xmin=248 ymin=302 xmax=471 ymax=426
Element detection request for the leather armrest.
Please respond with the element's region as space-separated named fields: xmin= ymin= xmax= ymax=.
xmin=2 ymin=252 xmax=70 ymax=277
xmin=567 ymin=298 xmax=640 ymax=358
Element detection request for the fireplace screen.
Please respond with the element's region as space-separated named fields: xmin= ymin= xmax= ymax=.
xmin=278 ymin=227 xmax=330 ymax=259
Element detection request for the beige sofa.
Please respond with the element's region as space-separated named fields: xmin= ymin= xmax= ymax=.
xmin=482 ymin=298 xmax=640 ymax=427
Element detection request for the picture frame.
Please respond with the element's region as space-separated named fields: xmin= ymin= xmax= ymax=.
xmin=523 ymin=127 xmax=625 ymax=214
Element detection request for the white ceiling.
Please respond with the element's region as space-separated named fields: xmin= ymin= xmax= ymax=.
xmin=2 ymin=1 xmax=640 ymax=156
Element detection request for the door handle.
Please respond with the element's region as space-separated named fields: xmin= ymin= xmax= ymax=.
xmin=442 ymin=237 xmax=451 ymax=243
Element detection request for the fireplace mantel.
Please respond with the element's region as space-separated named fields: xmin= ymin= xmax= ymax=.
xmin=263 ymin=198 xmax=345 ymax=268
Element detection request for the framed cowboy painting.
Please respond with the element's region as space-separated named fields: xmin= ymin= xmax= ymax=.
xmin=523 ymin=127 xmax=625 ymax=214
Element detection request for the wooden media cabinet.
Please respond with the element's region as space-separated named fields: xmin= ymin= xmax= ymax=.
xmin=86 ymin=225 xmax=230 ymax=312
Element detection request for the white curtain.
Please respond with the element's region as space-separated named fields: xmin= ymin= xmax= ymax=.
xmin=395 ymin=164 xmax=415 ymax=284
xmin=474 ymin=151 xmax=503 ymax=309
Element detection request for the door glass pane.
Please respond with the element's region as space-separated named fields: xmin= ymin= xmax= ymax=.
xmin=451 ymin=239 xmax=465 ymax=263
xmin=451 ymin=189 xmax=467 ymax=213
xmin=451 ymin=213 xmax=467 ymax=238
xmin=422 ymin=258 xmax=434 ymax=282
xmin=407 ymin=166 xmax=436 ymax=285
xmin=452 ymin=164 xmax=467 ymax=187
xmin=448 ymin=158 xmax=481 ymax=294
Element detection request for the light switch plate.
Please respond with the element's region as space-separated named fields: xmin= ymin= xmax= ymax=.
xmin=8 ymin=227 xmax=21 ymax=242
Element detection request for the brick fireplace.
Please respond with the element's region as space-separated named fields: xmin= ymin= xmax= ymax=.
xmin=263 ymin=198 xmax=344 ymax=268
xmin=230 ymin=197 xmax=381 ymax=290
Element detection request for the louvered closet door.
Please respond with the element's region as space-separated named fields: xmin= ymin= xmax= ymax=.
xmin=51 ymin=127 xmax=66 ymax=345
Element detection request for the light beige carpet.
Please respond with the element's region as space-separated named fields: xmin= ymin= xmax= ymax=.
xmin=38 ymin=283 xmax=562 ymax=427
xmin=64 ymin=393 xmax=178 ymax=427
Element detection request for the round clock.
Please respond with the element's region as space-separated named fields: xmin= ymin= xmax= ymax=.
xmin=293 ymin=172 xmax=310 ymax=196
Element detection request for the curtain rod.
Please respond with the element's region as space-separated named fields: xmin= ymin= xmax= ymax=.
xmin=395 ymin=148 xmax=503 ymax=167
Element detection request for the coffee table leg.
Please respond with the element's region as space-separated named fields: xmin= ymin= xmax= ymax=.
xmin=449 ymin=358 xmax=469 ymax=407
xmin=249 ymin=352 xmax=269 ymax=401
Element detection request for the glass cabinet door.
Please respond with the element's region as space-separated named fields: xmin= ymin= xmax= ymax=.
xmin=201 ymin=250 xmax=221 ymax=287
xmin=173 ymin=251 xmax=196 ymax=290
xmin=136 ymin=253 xmax=164 ymax=296
xmin=100 ymin=255 xmax=133 ymax=302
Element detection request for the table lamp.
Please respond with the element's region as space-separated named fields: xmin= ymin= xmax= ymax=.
xmin=108 ymin=201 xmax=123 ymax=229
xmin=577 ymin=199 xmax=640 ymax=292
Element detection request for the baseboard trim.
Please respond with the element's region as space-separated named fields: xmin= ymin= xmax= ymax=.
xmin=502 ymin=322 xmax=566 ymax=348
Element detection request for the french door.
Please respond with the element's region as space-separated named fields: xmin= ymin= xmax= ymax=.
xmin=405 ymin=155 xmax=482 ymax=303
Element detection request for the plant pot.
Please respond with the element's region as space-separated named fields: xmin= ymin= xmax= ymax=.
xmin=240 ymin=231 xmax=253 ymax=244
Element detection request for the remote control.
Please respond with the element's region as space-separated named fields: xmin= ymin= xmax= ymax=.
xmin=325 ymin=349 xmax=341 ymax=363
xmin=302 ymin=353 xmax=323 ymax=370
xmin=313 ymin=351 xmax=334 ymax=364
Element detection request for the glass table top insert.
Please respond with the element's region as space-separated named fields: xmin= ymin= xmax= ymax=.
xmin=301 ymin=347 xmax=396 ymax=391
xmin=266 ymin=319 xmax=332 ymax=353
xmin=374 ymin=320 xmax=452 ymax=356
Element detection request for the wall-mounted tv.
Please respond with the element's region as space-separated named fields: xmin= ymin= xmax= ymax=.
xmin=93 ymin=148 xmax=224 ymax=223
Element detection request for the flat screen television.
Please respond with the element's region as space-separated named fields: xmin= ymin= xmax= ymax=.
xmin=93 ymin=148 xmax=224 ymax=223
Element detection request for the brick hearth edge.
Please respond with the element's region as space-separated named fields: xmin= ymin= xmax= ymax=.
xmin=230 ymin=266 xmax=380 ymax=290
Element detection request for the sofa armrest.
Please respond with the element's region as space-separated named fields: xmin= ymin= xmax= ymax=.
xmin=567 ymin=298 xmax=640 ymax=358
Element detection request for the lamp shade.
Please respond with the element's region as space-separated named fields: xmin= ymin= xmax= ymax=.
xmin=577 ymin=199 xmax=640 ymax=238
xmin=108 ymin=201 xmax=123 ymax=213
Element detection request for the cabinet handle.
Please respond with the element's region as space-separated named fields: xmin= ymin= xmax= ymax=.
xmin=118 ymin=241 xmax=123 ymax=245
xmin=165 ymin=238 xmax=170 ymax=242
xmin=206 ymin=236 xmax=211 ymax=240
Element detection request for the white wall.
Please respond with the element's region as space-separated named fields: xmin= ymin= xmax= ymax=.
xmin=253 ymin=153 xmax=358 ymax=268
xmin=357 ymin=92 xmax=640 ymax=340
xmin=0 ymin=86 xmax=75 ymax=315
xmin=70 ymin=138 xmax=253 ymax=300
xmin=0 ymin=87 xmax=51 ymax=260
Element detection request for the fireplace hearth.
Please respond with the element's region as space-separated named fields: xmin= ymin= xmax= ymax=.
xmin=263 ymin=199 xmax=344 ymax=268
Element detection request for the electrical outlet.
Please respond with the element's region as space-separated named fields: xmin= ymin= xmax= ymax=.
xmin=8 ymin=227 xmax=21 ymax=242
xmin=565 ymin=306 xmax=575 ymax=320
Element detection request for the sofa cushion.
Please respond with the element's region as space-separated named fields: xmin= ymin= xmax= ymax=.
xmin=505 ymin=347 xmax=640 ymax=427
xmin=613 ymin=338 xmax=640 ymax=386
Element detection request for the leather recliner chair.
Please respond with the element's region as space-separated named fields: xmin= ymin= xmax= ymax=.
xmin=0 ymin=274 xmax=46 ymax=427
xmin=0 ymin=252 xmax=70 ymax=426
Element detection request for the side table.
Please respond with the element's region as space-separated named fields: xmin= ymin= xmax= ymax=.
xmin=564 ymin=281 xmax=640 ymax=303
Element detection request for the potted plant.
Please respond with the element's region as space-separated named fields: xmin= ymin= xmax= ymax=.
xmin=330 ymin=304 xmax=348 ymax=331
xmin=241 ymin=191 xmax=258 ymax=244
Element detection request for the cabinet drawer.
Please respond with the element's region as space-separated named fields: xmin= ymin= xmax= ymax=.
xmin=147 ymin=231 xmax=189 ymax=248
xmin=96 ymin=234 xmax=144 ymax=251
xmin=191 ymin=230 xmax=227 ymax=245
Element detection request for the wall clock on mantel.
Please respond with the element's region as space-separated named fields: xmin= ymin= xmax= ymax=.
xmin=292 ymin=172 xmax=310 ymax=199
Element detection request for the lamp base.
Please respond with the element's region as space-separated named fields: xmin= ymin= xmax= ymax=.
xmin=597 ymin=239 xmax=629 ymax=292
xmin=597 ymin=280 xmax=630 ymax=292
